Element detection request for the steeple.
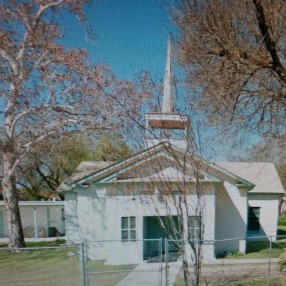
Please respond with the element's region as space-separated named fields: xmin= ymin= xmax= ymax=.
xmin=145 ymin=37 xmax=189 ymax=150
xmin=162 ymin=37 xmax=174 ymax=114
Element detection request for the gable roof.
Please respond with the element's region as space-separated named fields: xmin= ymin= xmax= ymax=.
xmin=65 ymin=161 xmax=114 ymax=183
xmin=217 ymin=162 xmax=285 ymax=194
xmin=58 ymin=142 xmax=255 ymax=192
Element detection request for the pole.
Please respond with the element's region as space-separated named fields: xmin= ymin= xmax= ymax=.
xmin=160 ymin=238 xmax=163 ymax=286
xmin=165 ymin=239 xmax=169 ymax=286
xmin=267 ymin=236 xmax=272 ymax=286
xmin=79 ymin=242 xmax=87 ymax=286
xmin=33 ymin=208 xmax=38 ymax=239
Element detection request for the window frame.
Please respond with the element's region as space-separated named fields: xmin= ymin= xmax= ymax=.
xmin=121 ymin=216 xmax=136 ymax=242
xmin=188 ymin=216 xmax=202 ymax=241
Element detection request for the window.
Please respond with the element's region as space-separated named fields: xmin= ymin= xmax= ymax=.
xmin=248 ymin=207 xmax=260 ymax=231
xmin=188 ymin=216 xmax=201 ymax=241
xmin=61 ymin=209 xmax=65 ymax=221
xmin=121 ymin=217 xmax=136 ymax=242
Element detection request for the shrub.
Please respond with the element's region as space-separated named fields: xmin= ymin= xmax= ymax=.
xmin=279 ymin=251 xmax=286 ymax=273
xmin=279 ymin=215 xmax=286 ymax=226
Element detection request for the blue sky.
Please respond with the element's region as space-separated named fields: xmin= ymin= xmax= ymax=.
xmin=61 ymin=0 xmax=172 ymax=80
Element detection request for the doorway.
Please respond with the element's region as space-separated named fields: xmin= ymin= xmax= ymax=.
xmin=143 ymin=216 xmax=180 ymax=259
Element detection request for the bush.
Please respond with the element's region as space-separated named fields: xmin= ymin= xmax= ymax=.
xmin=279 ymin=251 xmax=286 ymax=273
xmin=279 ymin=215 xmax=286 ymax=226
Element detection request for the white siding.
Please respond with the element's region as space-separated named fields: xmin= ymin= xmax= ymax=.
xmin=68 ymin=183 xmax=216 ymax=264
xmin=248 ymin=193 xmax=281 ymax=238
xmin=215 ymin=183 xmax=248 ymax=256
xmin=65 ymin=193 xmax=80 ymax=242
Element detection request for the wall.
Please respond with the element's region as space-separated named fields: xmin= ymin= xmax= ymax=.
xmin=248 ymin=193 xmax=281 ymax=239
xmin=215 ymin=183 xmax=248 ymax=256
xmin=64 ymin=192 xmax=80 ymax=242
xmin=68 ymin=182 xmax=217 ymax=264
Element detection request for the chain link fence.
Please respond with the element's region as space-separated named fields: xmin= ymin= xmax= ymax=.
xmin=0 ymin=236 xmax=286 ymax=285
xmin=83 ymin=239 xmax=163 ymax=286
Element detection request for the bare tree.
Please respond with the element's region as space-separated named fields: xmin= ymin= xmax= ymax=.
xmin=0 ymin=1 xmax=140 ymax=247
xmin=172 ymin=0 xmax=286 ymax=138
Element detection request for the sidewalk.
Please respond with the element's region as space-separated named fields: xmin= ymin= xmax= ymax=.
xmin=116 ymin=261 xmax=182 ymax=286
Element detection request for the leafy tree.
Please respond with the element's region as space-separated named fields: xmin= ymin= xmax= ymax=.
xmin=172 ymin=0 xmax=286 ymax=138
xmin=93 ymin=134 xmax=132 ymax=162
xmin=15 ymin=134 xmax=132 ymax=200
xmin=0 ymin=1 xmax=140 ymax=247
xmin=16 ymin=135 xmax=93 ymax=200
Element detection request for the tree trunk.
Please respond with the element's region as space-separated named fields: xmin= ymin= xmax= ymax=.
xmin=1 ymin=150 xmax=26 ymax=248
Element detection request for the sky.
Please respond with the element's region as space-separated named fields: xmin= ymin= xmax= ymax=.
xmin=61 ymin=0 xmax=172 ymax=80
xmin=58 ymin=0 xmax=257 ymax=161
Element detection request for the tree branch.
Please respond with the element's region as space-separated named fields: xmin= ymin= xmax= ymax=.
xmin=252 ymin=0 xmax=286 ymax=82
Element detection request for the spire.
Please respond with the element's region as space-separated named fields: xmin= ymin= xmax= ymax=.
xmin=162 ymin=37 xmax=174 ymax=113
xmin=145 ymin=36 xmax=189 ymax=150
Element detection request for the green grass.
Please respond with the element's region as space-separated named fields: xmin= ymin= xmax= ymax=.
xmin=215 ymin=238 xmax=286 ymax=260
xmin=278 ymin=215 xmax=286 ymax=227
xmin=0 ymin=238 xmax=66 ymax=248
xmin=0 ymin=245 xmax=137 ymax=286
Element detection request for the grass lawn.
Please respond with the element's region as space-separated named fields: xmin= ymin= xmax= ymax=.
xmin=174 ymin=226 xmax=286 ymax=286
xmin=0 ymin=241 xmax=137 ymax=286
xmin=88 ymin=260 xmax=137 ymax=286
xmin=218 ymin=235 xmax=286 ymax=260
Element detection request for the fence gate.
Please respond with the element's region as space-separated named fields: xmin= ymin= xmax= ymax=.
xmin=79 ymin=239 xmax=164 ymax=286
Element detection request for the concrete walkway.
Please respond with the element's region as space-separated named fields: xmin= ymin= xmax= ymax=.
xmin=116 ymin=261 xmax=182 ymax=286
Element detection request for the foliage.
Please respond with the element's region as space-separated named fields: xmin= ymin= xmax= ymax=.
xmin=16 ymin=134 xmax=94 ymax=199
xmin=279 ymin=215 xmax=286 ymax=227
xmin=280 ymin=250 xmax=286 ymax=273
xmin=173 ymin=0 xmax=286 ymax=138
xmin=93 ymin=134 xmax=132 ymax=162
xmin=14 ymin=134 xmax=132 ymax=199
xmin=0 ymin=0 xmax=144 ymax=247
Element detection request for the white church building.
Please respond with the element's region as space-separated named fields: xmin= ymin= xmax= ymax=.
xmin=58 ymin=40 xmax=284 ymax=264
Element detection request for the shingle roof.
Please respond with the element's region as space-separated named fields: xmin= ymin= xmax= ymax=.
xmin=216 ymin=162 xmax=285 ymax=194
xmin=64 ymin=161 xmax=114 ymax=184
xmin=58 ymin=142 xmax=284 ymax=196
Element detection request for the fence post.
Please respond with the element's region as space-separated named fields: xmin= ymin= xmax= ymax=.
xmin=84 ymin=240 xmax=89 ymax=286
xmin=160 ymin=238 xmax=163 ymax=286
xmin=165 ymin=239 xmax=169 ymax=286
xmin=266 ymin=236 xmax=272 ymax=286
xmin=79 ymin=242 xmax=88 ymax=286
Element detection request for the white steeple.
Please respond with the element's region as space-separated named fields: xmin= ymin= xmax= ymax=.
xmin=162 ymin=37 xmax=174 ymax=113
xmin=145 ymin=37 xmax=189 ymax=150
